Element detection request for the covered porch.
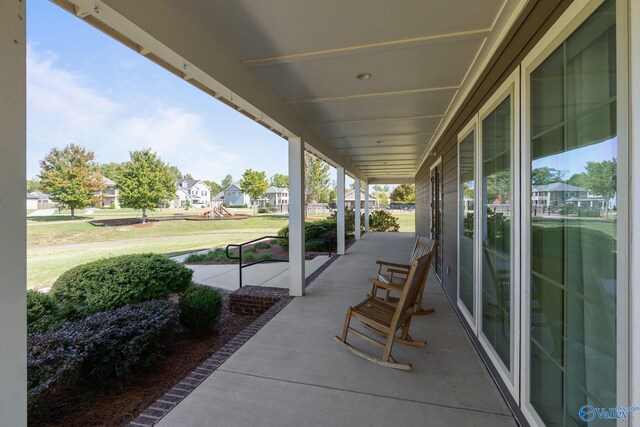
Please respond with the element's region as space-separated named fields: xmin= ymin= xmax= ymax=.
xmin=154 ymin=233 xmax=515 ymax=426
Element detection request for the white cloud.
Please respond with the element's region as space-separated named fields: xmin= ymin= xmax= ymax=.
xmin=27 ymin=45 xmax=245 ymax=181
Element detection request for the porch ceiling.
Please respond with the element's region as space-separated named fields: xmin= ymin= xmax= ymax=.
xmin=54 ymin=0 xmax=526 ymax=182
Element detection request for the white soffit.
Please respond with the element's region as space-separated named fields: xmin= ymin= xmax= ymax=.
xmin=54 ymin=0 xmax=526 ymax=181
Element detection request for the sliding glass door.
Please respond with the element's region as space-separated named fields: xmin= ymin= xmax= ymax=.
xmin=526 ymin=1 xmax=617 ymax=425
xmin=458 ymin=125 xmax=476 ymax=324
xmin=478 ymin=74 xmax=518 ymax=380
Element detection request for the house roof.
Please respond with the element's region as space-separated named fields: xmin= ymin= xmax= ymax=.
xmin=343 ymin=189 xmax=379 ymax=202
xmin=27 ymin=191 xmax=50 ymax=200
xmin=532 ymin=182 xmax=586 ymax=192
xmin=102 ymin=176 xmax=116 ymax=186
xmin=266 ymin=186 xmax=288 ymax=194
xmin=213 ymin=191 xmax=225 ymax=199
xmin=223 ymin=183 xmax=243 ymax=192
xmin=177 ymin=179 xmax=211 ymax=191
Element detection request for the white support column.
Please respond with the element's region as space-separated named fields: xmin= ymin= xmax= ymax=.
xmin=288 ymin=136 xmax=305 ymax=296
xmin=628 ymin=0 xmax=640 ymax=421
xmin=364 ymin=184 xmax=370 ymax=232
xmin=0 ymin=1 xmax=27 ymax=425
xmin=337 ymin=166 xmax=346 ymax=255
xmin=354 ymin=179 xmax=361 ymax=240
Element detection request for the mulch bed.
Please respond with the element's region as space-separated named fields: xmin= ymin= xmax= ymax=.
xmin=29 ymin=294 xmax=258 ymax=427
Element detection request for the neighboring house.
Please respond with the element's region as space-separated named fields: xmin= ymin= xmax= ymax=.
xmin=265 ymin=187 xmax=289 ymax=206
xmin=343 ymin=189 xmax=379 ymax=209
xmin=26 ymin=192 xmax=52 ymax=210
xmin=222 ymin=184 xmax=250 ymax=207
xmin=212 ymin=190 xmax=225 ymax=206
xmin=171 ymin=179 xmax=211 ymax=208
xmin=531 ymin=182 xmax=605 ymax=208
xmin=95 ymin=177 xmax=120 ymax=208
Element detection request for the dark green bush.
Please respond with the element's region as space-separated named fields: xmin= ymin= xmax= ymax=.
xmin=28 ymin=300 xmax=179 ymax=410
xmin=305 ymin=241 xmax=325 ymax=252
xmin=277 ymin=219 xmax=337 ymax=249
xmin=51 ymin=253 xmax=192 ymax=318
xmin=255 ymin=242 xmax=271 ymax=250
xmin=179 ymin=286 xmax=223 ymax=332
xmin=27 ymin=290 xmax=63 ymax=334
xmin=259 ymin=253 xmax=273 ymax=261
xmin=243 ymin=250 xmax=256 ymax=262
xmin=368 ymin=210 xmax=400 ymax=232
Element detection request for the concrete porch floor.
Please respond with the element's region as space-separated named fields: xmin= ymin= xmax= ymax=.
xmin=157 ymin=233 xmax=516 ymax=427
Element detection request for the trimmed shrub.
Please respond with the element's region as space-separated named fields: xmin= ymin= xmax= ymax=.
xmin=51 ymin=253 xmax=192 ymax=318
xmin=305 ymin=241 xmax=325 ymax=252
xmin=258 ymin=253 xmax=273 ymax=261
xmin=368 ymin=210 xmax=400 ymax=232
xmin=255 ymin=242 xmax=271 ymax=250
xmin=27 ymin=290 xmax=63 ymax=334
xmin=179 ymin=286 xmax=223 ymax=332
xmin=243 ymin=250 xmax=256 ymax=262
xmin=277 ymin=219 xmax=337 ymax=250
xmin=28 ymin=300 xmax=179 ymax=408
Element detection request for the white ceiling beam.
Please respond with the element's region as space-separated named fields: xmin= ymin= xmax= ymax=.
xmin=368 ymin=177 xmax=415 ymax=185
xmin=287 ymin=85 xmax=459 ymax=105
xmin=315 ymin=114 xmax=444 ymax=125
xmin=242 ymin=28 xmax=491 ymax=67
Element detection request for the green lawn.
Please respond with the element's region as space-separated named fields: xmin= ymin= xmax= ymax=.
xmin=27 ymin=208 xmax=415 ymax=289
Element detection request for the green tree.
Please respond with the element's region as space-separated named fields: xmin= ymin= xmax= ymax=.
xmin=567 ymin=172 xmax=589 ymax=188
xmin=117 ymin=149 xmax=175 ymax=222
xmin=390 ymin=184 xmax=415 ymax=203
xmin=203 ymin=180 xmax=222 ymax=195
xmin=373 ymin=191 xmax=389 ymax=206
xmin=97 ymin=162 xmax=124 ymax=183
xmin=221 ymin=174 xmax=234 ymax=189
xmin=372 ymin=184 xmax=389 ymax=193
xmin=583 ymin=158 xmax=617 ymax=217
xmin=531 ymin=167 xmax=567 ymax=185
xmin=239 ymin=169 xmax=269 ymax=206
xmin=486 ymin=171 xmax=511 ymax=203
xmin=183 ymin=173 xmax=194 ymax=181
xmin=38 ymin=144 xmax=103 ymax=219
xmin=305 ymin=152 xmax=331 ymax=203
xmin=270 ymin=173 xmax=289 ymax=188
xmin=27 ymin=178 xmax=41 ymax=193
xmin=167 ymin=165 xmax=182 ymax=182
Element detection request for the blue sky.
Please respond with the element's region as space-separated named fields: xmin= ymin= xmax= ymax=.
xmin=26 ymin=1 xmax=304 ymax=185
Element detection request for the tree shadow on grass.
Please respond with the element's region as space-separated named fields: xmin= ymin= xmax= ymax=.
xmin=27 ymin=216 xmax=93 ymax=222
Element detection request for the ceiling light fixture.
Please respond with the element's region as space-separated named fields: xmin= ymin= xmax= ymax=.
xmin=376 ymin=140 xmax=384 ymax=144
xmin=356 ymin=73 xmax=372 ymax=80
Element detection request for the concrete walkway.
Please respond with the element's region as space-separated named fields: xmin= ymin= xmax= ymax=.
xmin=181 ymin=256 xmax=330 ymax=291
xmin=158 ymin=233 xmax=516 ymax=426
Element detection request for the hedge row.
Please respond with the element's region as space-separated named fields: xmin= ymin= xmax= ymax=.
xmin=28 ymin=300 xmax=180 ymax=409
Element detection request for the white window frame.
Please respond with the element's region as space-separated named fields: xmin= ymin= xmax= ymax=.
xmin=519 ymin=1 xmax=629 ymax=426
xmin=457 ymin=118 xmax=478 ymax=333
xmin=476 ymin=66 xmax=521 ymax=400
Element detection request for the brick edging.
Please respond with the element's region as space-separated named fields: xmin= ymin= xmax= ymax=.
xmin=127 ymin=294 xmax=293 ymax=427
xmin=127 ymin=251 xmax=345 ymax=426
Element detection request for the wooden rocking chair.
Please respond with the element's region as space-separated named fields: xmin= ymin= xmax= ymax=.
xmin=334 ymin=251 xmax=434 ymax=370
xmin=371 ymin=237 xmax=437 ymax=316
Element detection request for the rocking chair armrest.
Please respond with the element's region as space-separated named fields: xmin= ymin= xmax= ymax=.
xmin=386 ymin=268 xmax=408 ymax=275
xmin=368 ymin=278 xmax=404 ymax=293
xmin=375 ymin=260 xmax=410 ymax=269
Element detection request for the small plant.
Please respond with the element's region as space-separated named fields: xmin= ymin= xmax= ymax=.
xmin=184 ymin=248 xmax=228 ymax=263
xmin=179 ymin=286 xmax=223 ymax=332
xmin=243 ymin=250 xmax=256 ymax=262
xmin=109 ymin=202 xmax=116 ymax=209
xmin=255 ymin=242 xmax=271 ymax=250
xmin=259 ymin=253 xmax=273 ymax=261
xmin=27 ymin=290 xmax=63 ymax=334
